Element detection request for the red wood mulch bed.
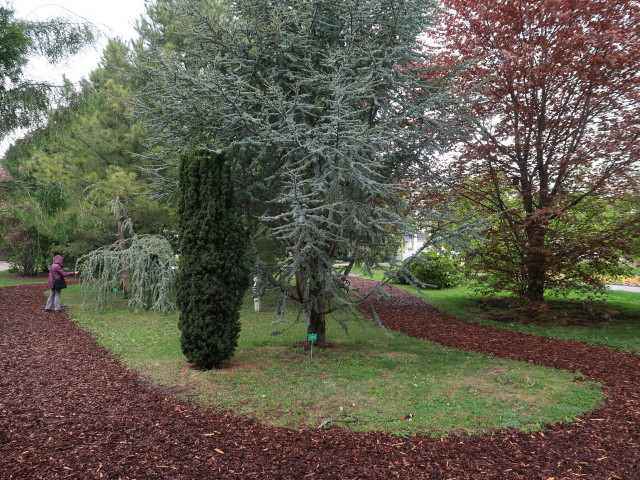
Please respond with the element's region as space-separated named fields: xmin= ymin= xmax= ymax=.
xmin=0 ymin=280 xmax=638 ymax=479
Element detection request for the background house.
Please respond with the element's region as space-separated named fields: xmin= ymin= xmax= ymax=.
xmin=399 ymin=233 xmax=427 ymax=261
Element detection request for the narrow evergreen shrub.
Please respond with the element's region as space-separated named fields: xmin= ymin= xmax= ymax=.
xmin=176 ymin=149 xmax=250 ymax=370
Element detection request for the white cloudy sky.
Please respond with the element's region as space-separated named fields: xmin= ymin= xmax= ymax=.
xmin=14 ymin=0 xmax=147 ymax=82
xmin=1 ymin=0 xmax=148 ymax=154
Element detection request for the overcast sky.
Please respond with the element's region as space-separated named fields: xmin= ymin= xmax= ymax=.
xmin=1 ymin=0 xmax=148 ymax=154
xmin=15 ymin=0 xmax=147 ymax=81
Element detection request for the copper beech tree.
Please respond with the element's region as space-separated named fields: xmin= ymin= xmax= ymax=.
xmin=425 ymin=0 xmax=640 ymax=304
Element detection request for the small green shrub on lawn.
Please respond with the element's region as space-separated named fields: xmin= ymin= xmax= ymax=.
xmin=392 ymin=251 xmax=463 ymax=289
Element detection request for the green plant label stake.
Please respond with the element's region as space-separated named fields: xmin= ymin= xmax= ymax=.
xmin=308 ymin=333 xmax=317 ymax=359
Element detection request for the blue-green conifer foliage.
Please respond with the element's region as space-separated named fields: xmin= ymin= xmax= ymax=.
xmin=135 ymin=0 xmax=468 ymax=345
xmin=176 ymin=149 xmax=250 ymax=369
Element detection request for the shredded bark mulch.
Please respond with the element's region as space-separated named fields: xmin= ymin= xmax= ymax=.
xmin=1 ymin=280 xmax=638 ymax=479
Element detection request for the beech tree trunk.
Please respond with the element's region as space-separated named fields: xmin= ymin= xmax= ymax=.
xmin=523 ymin=224 xmax=547 ymax=304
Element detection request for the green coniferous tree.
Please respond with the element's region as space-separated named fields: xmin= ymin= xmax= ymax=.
xmin=135 ymin=0 xmax=474 ymax=345
xmin=176 ymin=149 xmax=250 ymax=370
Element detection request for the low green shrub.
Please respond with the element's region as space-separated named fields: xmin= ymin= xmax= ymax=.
xmin=392 ymin=251 xmax=463 ymax=289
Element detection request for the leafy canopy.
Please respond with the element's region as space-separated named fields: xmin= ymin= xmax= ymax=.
xmin=0 ymin=0 xmax=94 ymax=139
xmin=1 ymin=38 xmax=174 ymax=268
xmin=429 ymin=0 xmax=640 ymax=303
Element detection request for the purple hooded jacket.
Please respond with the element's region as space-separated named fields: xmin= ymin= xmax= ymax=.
xmin=48 ymin=255 xmax=75 ymax=289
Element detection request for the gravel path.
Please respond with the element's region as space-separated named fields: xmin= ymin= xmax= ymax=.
xmin=1 ymin=280 xmax=638 ymax=479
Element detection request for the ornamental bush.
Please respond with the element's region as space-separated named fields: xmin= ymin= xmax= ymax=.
xmin=393 ymin=251 xmax=463 ymax=289
xmin=77 ymin=228 xmax=177 ymax=313
xmin=176 ymin=149 xmax=250 ymax=370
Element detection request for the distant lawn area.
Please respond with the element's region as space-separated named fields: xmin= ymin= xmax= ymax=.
xmin=417 ymin=286 xmax=640 ymax=353
xmin=0 ymin=270 xmax=48 ymax=288
xmin=54 ymin=284 xmax=605 ymax=438
xmin=356 ymin=268 xmax=640 ymax=353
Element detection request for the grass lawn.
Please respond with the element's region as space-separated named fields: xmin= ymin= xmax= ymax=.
xmin=355 ymin=267 xmax=640 ymax=353
xmin=58 ymin=285 xmax=604 ymax=437
xmin=0 ymin=270 xmax=49 ymax=288
xmin=419 ymin=286 xmax=640 ymax=353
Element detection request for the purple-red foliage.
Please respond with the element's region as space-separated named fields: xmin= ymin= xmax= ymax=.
xmin=421 ymin=0 xmax=640 ymax=302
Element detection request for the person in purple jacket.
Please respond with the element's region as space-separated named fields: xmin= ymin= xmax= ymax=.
xmin=45 ymin=255 xmax=77 ymax=312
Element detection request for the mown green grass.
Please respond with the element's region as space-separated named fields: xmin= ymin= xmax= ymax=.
xmin=415 ymin=286 xmax=639 ymax=353
xmin=0 ymin=270 xmax=49 ymax=287
xmin=356 ymin=267 xmax=640 ymax=353
xmin=60 ymin=285 xmax=604 ymax=437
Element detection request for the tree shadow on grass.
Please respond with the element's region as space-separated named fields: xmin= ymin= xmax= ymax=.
xmin=475 ymin=297 xmax=637 ymax=328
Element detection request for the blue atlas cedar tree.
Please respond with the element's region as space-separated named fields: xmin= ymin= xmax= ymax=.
xmin=134 ymin=0 xmax=472 ymax=346
xmin=176 ymin=149 xmax=251 ymax=370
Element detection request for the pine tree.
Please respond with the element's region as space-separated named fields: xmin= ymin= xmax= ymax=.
xmin=176 ymin=149 xmax=250 ymax=370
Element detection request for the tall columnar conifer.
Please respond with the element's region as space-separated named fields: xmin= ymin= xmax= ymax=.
xmin=176 ymin=149 xmax=250 ymax=369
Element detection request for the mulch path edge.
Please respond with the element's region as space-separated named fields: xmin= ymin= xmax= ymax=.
xmin=1 ymin=281 xmax=638 ymax=479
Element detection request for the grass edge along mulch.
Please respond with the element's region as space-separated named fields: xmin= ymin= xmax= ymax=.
xmin=1 ymin=281 xmax=639 ymax=479
xmin=65 ymin=286 xmax=605 ymax=438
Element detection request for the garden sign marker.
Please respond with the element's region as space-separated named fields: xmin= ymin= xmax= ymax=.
xmin=308 ymin=333 xmax=317 ymax=359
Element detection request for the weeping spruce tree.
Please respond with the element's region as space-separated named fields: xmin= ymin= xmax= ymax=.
xmin=135 ymin=0 xmax=466 ymax=346
xmin=176 ymin=149 xmax=250 ymax=370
